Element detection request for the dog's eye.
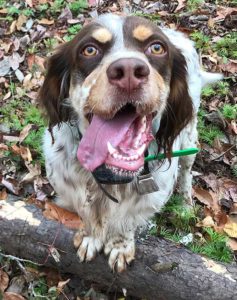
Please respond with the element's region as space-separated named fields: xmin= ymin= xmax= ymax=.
xmin=82 ymin=46 xmax=98 ymax=57
xmin=147 ymin=43 xmax=165 ymax=55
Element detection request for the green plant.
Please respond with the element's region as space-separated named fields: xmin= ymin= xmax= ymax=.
xmin=69 ymin=0 xmax=88 ymax=15
xmin=152 ymin=193 xmax=234 ymax=263
xmin=22 ymin=8 xmax=34 ymax=17
xmin=44 ymin=38 xmax=58 ymax=52
xmin=202 ymin=81 xmax=229 ymax=98
xmin=212 ymin=33 xmax=237 ymax=59
xmin=189 ymin=228 xmax=233 ymax=263
xmin=202 ymin=86 xmax=215 ymax=98
xmin=1 ymin=100 xmax=45 ymax=163
xmin=49 ymin=0 xmax=65 ymax=14
xmin=68 ymin=24 xmax=82 ymax=35
xmin=7 ymin=6 xmax=20 ymax=15
xmin=9 ymin=81 xmax=16 ymax=97
xmin=187 ymin=0 xmax=204 ymax=11
xmin=159 ymin=226 xmax=182 ymax=242
xmin=232 ymin=165 xmax=237 ymax=177
xmin=30 ymin=277 xmax=58 ymax=299
xmin=190 ymin=31 xmax=210 ymax=51
xmin=1 ymin=99 xmax=23 ymax=130
xmin=33 ymin=277 xmax=48 ymax=297
xmin=28 ymin=43 xmax=39 ymax=55
xmin=199 ymin=123 xmax=223 ymax=145
xmin=156 ymin=194 xmax=200 ymax=233
xmin=37 ymin=3 xmax=49 ymax=12
xmin=198 ymin=110 xmax=224 ymax=145
xmin=133 ymin=12 xmax=160 ymax=22
xmin=63 ymin=34 xmax=75 ymax=42
xmin=221 ymin=104 xmax=237 ymax=120
xmin=216 ymin=81 xmax=230 ymax=97
xmin=0 ymin=0 xmax=6 ymax=8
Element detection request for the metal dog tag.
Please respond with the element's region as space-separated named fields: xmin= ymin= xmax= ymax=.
xmin=136 ymin=173 xmax=159 ymax=195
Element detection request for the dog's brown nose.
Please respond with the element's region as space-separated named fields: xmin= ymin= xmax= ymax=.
xmin=107 ymin=58 xmax=150 ymax=93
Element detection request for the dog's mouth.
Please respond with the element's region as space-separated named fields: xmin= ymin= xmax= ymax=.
xmin=77 ymin=104 xmax=154 ymax=184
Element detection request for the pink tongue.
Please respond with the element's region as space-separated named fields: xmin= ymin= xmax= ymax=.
xmin=77 ymin=111 xmax=137 ymax=171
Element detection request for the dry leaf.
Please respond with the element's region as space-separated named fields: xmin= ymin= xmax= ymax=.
xmin=224 ymin=220 xmax=237 ymax=238
xmin=230 ymin=120 xmax=237 ymax=134
xmin=3 ymin=91 xmax=11 ymax=100
xmin=213 ymin=6 xmax=237 ymax=22
xmin=1 ymin=178 xmax=21 ymax=195
xmin=43 ymin=202 xmax=84 ymax=229
xmin=57 ymin=279 xmax=70 ymax=292
xmin=207 ymin=17 xmax=215 ymax=28
xmin=227 ymin=239 xmax=237 ymax=251
xmin=214 ymin=210 xmax=228 ymax=227
xmin=230 ymin=203 xmax=237 ymax=215
xmin=16 ymin=15 xmax=27 ymax=31
xmin=174 ymin=0 xmax=186 ymax=12
xmin=0 ymin=188 xmax=8 ymax=200
xmin=0 ymin=143 xmax=9 ymax=151
xmin=0 ymin=269 xmax=9 ymax=292
xmin=27 ymin=54 xmax=45 ymax=72
xmin=21 ymin=162 xmax=41 ymax=182
xmin=9 ymin=20 xmax=17 ymax=34
xmin=38 ymin=18 xmax=54 ymax=25
xmin=11 ymin=145 xmax=21 ymax=155
xmin=0 ymin=8 xmax=8 ymax=14
xmin=196 ymin=216 xmax=215 ymax=228
xmin=19 ymin=124 xmax=33 ymax=143
xmin=20 ymin=146 xmax=32 ymax=162
xmin=193 ymin=187 xmax=220 ymax=212
xmin=4 ymin=292 xmax=26 ymax=300
xmin=45 ymin=268 xmax=61 ymax=287
xmin=25 ymin=0 xmax=33 ymax=7
xmin=220 ymin=60 xmax=237 ymax=74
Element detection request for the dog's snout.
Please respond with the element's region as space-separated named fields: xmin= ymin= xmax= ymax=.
xmin=107 ymin=58 xmax=150 ymax=93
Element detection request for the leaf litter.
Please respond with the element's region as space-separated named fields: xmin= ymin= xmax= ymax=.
xmin=0 ymin=0 xmax=237 ymax=299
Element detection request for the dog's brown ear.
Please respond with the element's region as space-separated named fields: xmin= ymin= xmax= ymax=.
xmin=156 ymin=50 xmax=194 ymax=154
xmin=38 ymin=43 xmax=72 ymax=127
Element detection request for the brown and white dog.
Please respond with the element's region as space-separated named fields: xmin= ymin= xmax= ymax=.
xmin=39 ymin=14 xmax=222 ymax=272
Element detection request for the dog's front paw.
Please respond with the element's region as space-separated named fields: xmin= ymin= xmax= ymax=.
xmin=74 ymin=230 xmax=103 ymax=262
xmin=104 ymin=237 xmax=135 ymax=272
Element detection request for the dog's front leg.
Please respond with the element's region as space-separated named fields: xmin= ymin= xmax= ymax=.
xmin=73 ymin=228 xmax=103 ymax=262
xmin=104 ymin=233 xmax=135 ymax=273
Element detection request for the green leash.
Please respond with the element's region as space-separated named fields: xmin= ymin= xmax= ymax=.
xmin=144 ymin=148 xmax=200 ymax=162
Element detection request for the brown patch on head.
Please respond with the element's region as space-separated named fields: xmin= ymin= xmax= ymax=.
xmin=156 ymin=50 xmax=194 ymax=155
xmin=133 ymin=25 xmax=153 ymax=42
xmin=92 ymin=28 xmax=112 ymax=43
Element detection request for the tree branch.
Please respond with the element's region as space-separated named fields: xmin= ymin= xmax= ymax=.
xmin=0 ymin=199 xmax=237 ymax=300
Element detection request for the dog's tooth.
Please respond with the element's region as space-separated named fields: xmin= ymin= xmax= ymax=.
xmin=107 ymin=142 xmax=117 ymax=155
xmin=140 ymin=122 xmax=146 ymax=133
xmin=134 ymin=133 xmax=142 ymax=148
xmin=113 ymin=153 xmax=119 ymax=159
xmin=130 ymin=154 xmax=139 ymax=160
xmin=137 ymin=143 xmax=146 ymax=156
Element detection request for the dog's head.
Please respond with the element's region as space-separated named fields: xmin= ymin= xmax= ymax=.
xmin=39 ymin=14 xmax=193 ymax=184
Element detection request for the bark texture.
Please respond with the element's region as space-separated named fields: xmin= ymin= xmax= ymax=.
xmin=0 ymin=199 xmax=237 ymax=300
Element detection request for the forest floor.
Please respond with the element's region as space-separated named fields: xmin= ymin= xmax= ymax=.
xmin=0 ymin=0 xmax=237 ymax=299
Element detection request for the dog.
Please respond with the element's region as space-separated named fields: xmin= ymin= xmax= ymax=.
xmin=39 ymin=14 xmax=222 ymax=272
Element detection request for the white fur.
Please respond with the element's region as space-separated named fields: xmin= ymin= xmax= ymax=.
xmin=43 ymin=23 xmax=222 ymax=271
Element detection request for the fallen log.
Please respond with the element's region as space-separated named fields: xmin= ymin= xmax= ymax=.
xmin=0 ymin=199 xmax=237 ymax=300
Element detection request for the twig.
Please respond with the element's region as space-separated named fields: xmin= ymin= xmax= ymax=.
xmin=210 ymin=144 xmax=236 ymax=161
xmin=0 ymin=252 xmax=42 ymax=266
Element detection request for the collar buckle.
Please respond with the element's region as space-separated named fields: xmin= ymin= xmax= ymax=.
xmin=136 ymin=173 xmax=159 ymax=195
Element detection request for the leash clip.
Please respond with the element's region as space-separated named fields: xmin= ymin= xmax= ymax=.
xmin=136 ymin=173 xmax=159 ymax=195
